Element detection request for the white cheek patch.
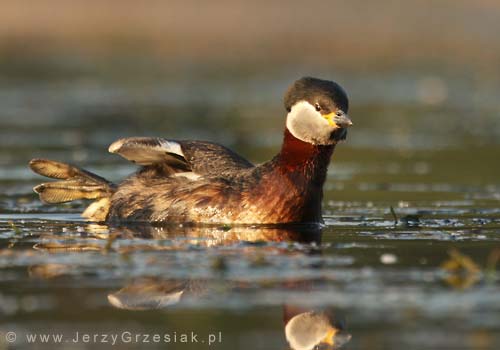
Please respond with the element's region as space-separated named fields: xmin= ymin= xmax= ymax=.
xmin=286 ymin=101 xmax=334 ymax=145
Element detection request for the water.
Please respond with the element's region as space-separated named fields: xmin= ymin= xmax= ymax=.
xmin=1 ymin=66 xmax=500 ymax=349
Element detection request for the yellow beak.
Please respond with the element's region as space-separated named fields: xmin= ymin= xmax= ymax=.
xmin=322 ymin=327 xmax=338 ymax=346
xmin=323 ymin=112 xmax=353 ymax=128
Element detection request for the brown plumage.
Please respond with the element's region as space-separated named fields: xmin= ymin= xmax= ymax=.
xmin=29 ymin=77 xmax=352 ymax=224
xmin=107 ymin=130 xmax=333 ymax=223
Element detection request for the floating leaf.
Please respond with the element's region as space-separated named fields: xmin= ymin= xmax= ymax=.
xmin=441 ymin=248 xmax=481 ymax=289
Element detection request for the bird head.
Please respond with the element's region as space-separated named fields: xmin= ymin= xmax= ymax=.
xmin=284 ymin=77 xmax=352 ymax=145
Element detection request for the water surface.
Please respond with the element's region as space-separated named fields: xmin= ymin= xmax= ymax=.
xmin=1 ymin=70 xmax=500 ymax=349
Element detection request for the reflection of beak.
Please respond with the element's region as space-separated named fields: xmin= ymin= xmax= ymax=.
xmin=333 ymin=331 xmax=352 ymax=348
xmin=323 ymin=111 xmax=353 ymax=128
xmin=322 ymin=328 xmax=352 ymax=348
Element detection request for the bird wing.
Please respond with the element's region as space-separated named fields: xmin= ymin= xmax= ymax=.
xmin=109 ymin=137 xmax=190 ymax=170
xmin=108 ymin=137 xmax=254 ymax=175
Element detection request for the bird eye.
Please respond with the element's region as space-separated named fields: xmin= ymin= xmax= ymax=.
xmin=336 ymin=111 xmax=344 ymax=116
xmin=315 ymin=103 xmax=321 ymax=112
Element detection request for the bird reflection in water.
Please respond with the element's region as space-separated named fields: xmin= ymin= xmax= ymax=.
xmin=107 ymin=277 xmax=351 ymax=349
xmin=103 ymin=222 xmax=323 ymax=247
xmin=103 ymin=224 xmax=351 ymax=349
xmin=107 ymin=277 xmax=206 ymax=310
xmin=30 ymin=222 xmax=322 ymax=251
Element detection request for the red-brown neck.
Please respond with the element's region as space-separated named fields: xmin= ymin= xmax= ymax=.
xmin=247 ymin=129 xmax=335 ymax=223
xmin=267 ymin=129 xmax=334 ymax=222
xmin=275 ymin=129 xmax=335 ymax=180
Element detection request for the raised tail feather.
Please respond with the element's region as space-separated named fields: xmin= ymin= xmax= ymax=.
xmin=29 ymin=159 xmax=116 ymax=221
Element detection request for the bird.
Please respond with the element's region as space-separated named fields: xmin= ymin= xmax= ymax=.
xmin=29 ymin=77 xmax=352 ymax=225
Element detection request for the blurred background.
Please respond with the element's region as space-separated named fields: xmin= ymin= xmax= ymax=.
xmin=1 ymin=1 xmax=500 ymax=350
xmin=1 ymin=0 xmax=499 ymax=176
xmin=1 ymin=0 xmax=500 ymax=163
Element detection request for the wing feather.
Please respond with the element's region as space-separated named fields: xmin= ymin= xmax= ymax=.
xmin=109 ymin=137 xmax=190 ymax=170
xmin=109 ymin=137 xmax=254 ymax=175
